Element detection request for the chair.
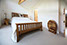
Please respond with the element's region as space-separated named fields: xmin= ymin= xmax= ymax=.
xmin=47 ymin=20 xmax=57 ymax=34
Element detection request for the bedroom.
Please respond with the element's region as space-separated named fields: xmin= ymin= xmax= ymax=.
xmin=0 ymin=0 xmax=67 ymax=45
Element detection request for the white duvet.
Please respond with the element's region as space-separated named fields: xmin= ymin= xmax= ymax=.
xmin=11 ymin=17 xmax=36 ymax=42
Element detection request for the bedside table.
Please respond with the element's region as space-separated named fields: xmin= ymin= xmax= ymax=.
xmin=4 ymin=18 xmax=9 ymax=25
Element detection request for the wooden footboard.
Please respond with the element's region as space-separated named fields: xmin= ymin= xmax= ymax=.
xmin=16 ymin=22 xmax=43 ymax=42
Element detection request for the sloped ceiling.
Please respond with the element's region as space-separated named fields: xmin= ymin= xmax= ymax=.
xmin=20 ymin=0 xmax=42 ymax=10
xmin=10 ymin=0 xmax=42 ymax=11
xmin=20 ymin=0 xmax=59 ymax=10
xmin=11 ymin=0 xmax=59 ymax=11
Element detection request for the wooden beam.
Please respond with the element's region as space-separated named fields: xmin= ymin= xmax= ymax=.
xmin=18 ymin=0 xmax=25 ymax=4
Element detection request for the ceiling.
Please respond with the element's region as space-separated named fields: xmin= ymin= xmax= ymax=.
xmin=20 ymin=0 xmax=42 ymax=10
xmin=19 ymin=0 xmax=57 ymax=10
xmin=10 ymin=0 xmax=43 ymax=11
xmin=11 ymin=0 xmax=66 ymax=11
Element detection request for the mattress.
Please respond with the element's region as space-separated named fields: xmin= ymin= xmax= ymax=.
xmin=11 ymin=17 xmax=36 ymax=42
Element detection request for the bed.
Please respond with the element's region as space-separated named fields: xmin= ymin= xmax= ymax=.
xmin=11 ymin=12 xmax=43 ymax=42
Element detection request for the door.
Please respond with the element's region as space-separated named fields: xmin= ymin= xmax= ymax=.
xmin=34 ymin=9 xmax=38 ymax=22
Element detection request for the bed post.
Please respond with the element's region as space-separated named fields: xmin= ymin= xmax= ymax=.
xmin=16 ymin=24 xmax=19 ymax=42
xmin=40 ymin=22 xmax=43 ymax=31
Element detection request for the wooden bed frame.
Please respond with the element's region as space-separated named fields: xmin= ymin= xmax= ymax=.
xmin=12 ymin=12 xmax=43 ymax=42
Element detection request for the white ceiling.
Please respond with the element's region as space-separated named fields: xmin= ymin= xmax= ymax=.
xmin=11 ymin=0 xmax=62 ymax=10
xmin=10 ymin=0 xmax=43 ymax=10
xmin=20 ymin=0 xmax=42 ymax=10
xmin=20 ymin=0 xmax=57 ymax=10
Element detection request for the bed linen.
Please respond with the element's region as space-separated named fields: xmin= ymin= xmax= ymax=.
xmin=11 ymin=17 xmax=36 ymax=42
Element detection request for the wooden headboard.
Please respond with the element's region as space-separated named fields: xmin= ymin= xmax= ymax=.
xmin=12 ymin=12 xmax=28 ymax=18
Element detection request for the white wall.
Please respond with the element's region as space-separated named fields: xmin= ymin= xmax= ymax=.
xmin=23 ymin=0 xmax=59 ymax=33
xmin=37 ymin=0 xmax=59 ymax=33
xmin=0 ymin=0 xmax=29 ymax=24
